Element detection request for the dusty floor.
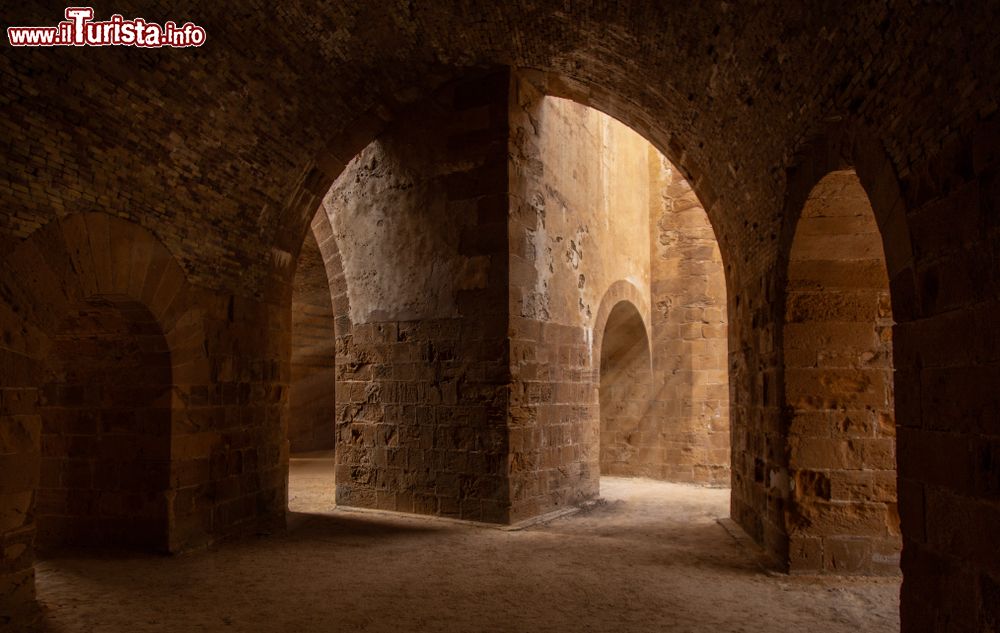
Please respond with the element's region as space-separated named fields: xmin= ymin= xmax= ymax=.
xmin=35 ymin=454 xmax=900 ymax=632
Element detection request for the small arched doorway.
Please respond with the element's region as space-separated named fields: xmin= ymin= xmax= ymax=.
xmin=38 ymin=295 xmax=172 ymax=551
xmin=784 ymin=168 xmax=900 ymax=574
xmin=289 ymin=227 xmax=337 ymax=455
xmin=286 ymin=217 xmax=338 ymax=513
xmin=599 ymin=301 xmax=653 ymax=476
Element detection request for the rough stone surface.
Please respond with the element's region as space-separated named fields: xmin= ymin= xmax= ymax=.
xmin=648 ymin=155 xmax=730 ymax=485
xmin=0 ymin=215 xmax=286 ymax=627
xmin=507 ymin=83 xmax=653 ymax=519
xmin=505 ymin=89 xmax=729 ymax=497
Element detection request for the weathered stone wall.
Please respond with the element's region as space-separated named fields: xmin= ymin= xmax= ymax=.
xmin=288 ymin=229 xmax=336 ymax=454
xmin=783 ymin=170 xmax=899 ymax=575
xmin=510 ymin=94 xmax=652 ymax=327
xmin=321 ymin=72 xmax=511 ymax=522
xmin=648 ymin=154 xmax=730 ymax=485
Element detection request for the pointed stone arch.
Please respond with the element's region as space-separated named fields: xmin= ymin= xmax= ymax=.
xmin=768 ymin=127 xmax=917 ymax=575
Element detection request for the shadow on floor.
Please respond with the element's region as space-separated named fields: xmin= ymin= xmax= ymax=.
xmin=286 ymin=509 xmax=448 ymax=541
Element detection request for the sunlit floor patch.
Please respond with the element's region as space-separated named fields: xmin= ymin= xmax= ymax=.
xmin=288 ymin=450 xmax=337 ymax=513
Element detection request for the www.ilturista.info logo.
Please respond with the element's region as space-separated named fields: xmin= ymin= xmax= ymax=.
xmin=7 ymin=7 xmax=206 ymax=48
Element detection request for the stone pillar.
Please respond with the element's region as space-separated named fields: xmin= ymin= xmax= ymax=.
xmin=323 ymin=71 xmax=512 ymax=523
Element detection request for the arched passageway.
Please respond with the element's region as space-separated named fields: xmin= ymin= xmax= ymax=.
xmin=286 ymin=216 xmax=339 ymax=513
xmin=288 ymin=228 xmax=337 ymax=455
xmin=38 ymin=296 xmax=172 ymax=551
xmin=507 ymin=86 xmax=731 ymax=503
xmin=599 ymin=301 xmax=653 ymax=475
xmin=784 ymin=169 xmax=900 ymax=575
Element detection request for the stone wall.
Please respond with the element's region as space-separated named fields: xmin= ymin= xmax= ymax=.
xmin=507 ymin=75 xmax=729 ymax=515
xmin=0 ymin=215 xmax=287 ymax=625
xmin=288 ymin=229 xmax=336 ymax=454
xmin=648 ymin=154 xmax=730 ymax=485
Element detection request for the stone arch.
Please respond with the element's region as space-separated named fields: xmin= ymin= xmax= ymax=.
xmin=269 ymin=69 xmax=741 ymax=370
xmin=290 ymin=74 xmax=738 ymax=515
xmin=0 ymin=213 xmax=194 ymax=358
xmin=285 ymin=210 xmax=343 ymax=456
xmin=0 ymin=213 xmax=207 ymax=617
xmin=782 ymin=169 xmax=901 ymax=574
xmin=728 ymin=126 xmax=923 ymax=577
xmin=267 ymin=66 xmax=730 ymax=292
xmin=259 ymin=72 xmax=740 ymax=512
xmin=592 ymin=280 xmax=651 ymax=369
xmin=778 ymin=127 xmax=918 ymax=321
xmin=309 ymin=207 xmax=353 ymax=338
xmin=267 ymin=70 xmax=739 ymax=496
xmin=2 ymin=4 xmax=998 ymax=630
xmin=769 ymin=123 xmax=920 ymax=573
xmin=596 ymin=299 xmax=654 ymax=476
xmin=282 ymin=73 xmax=518 ymax=523
xmin=514 ymin=69 xmax=733 ymax=274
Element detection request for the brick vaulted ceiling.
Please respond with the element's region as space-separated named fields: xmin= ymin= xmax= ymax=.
xmin=2 ymin=2 xmax=996 ymax=298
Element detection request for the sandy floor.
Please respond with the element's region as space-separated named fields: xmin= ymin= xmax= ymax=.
xmin=34 ymin=454 xmax=900 ymax=633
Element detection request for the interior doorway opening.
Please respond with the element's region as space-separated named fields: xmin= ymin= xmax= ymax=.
xmin=513 ymin=93 xmax=731 ymax=493
xmin=784 ymin=168 xmax=900 ymax=575
xmin=599 ymin=301 xmax=654 ymax=476
xmin=287 ymin=225 xmax=338 ymax=513
xmin=38 ymin=296 xmax=172 ymax=552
